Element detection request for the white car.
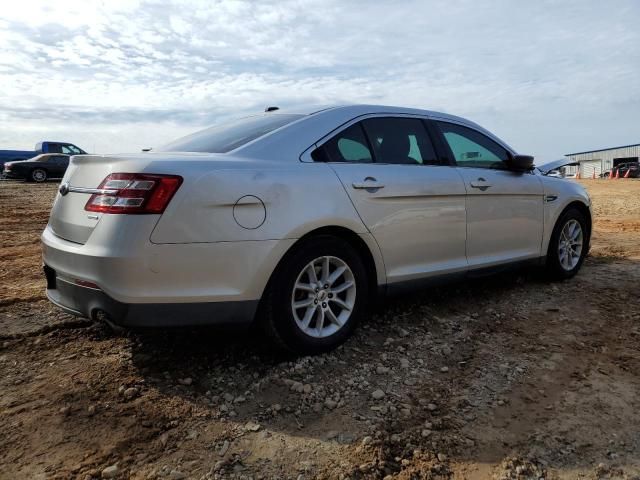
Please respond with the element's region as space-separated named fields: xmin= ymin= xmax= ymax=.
xmin=42 ymin=105 xmax=591 ymax=354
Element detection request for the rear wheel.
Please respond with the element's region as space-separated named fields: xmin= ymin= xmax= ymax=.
xmin=30 ymin=168 xmax=47 ymax=183
xmin=261 ymin=235 xmax=369 ymax=355
xmin=546 ymin=208 xmax=588 ymax=279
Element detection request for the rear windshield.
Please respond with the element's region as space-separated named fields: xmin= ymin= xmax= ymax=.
xmin=161 ymin=114 xmax=304 ymax=153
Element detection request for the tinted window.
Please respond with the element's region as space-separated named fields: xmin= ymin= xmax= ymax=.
xmin=315 ymin=123 xmax=373 ymax=163
xmin=48 ymin=143 xmax=63 ymax=154
xmin=61 ymin=144 xmax=83 ymax=154
xmin=362 ymin=118 xmax=438 ymax=165
xmin=437 ymin=122 xmax=509 ymax=169
xmin=161 ymin=114 xmax=303 ymax=153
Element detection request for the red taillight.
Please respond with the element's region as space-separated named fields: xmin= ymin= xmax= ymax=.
xmin=85 ymin=173 xmax=182 ymax=214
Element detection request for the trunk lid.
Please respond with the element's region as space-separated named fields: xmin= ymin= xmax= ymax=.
xmin=49 ymin=155 xmax=125 ymax=244
xmin=47 ymin=152 xmax=240 ymax=244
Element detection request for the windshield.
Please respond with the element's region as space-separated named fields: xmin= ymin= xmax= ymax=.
xmin=161 ymin=114 xmax=304 ymax=153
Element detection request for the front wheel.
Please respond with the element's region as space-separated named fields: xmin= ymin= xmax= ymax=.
xmin=30 ymin=168 xmax=47 ymax=183
xmin=261 ymin=236 xmax=369 ymax=355
xmin=546 ymin=208 xmax=589 ymax=279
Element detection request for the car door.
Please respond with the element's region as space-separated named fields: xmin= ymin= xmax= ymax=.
xmin=48 ymin=156 xmax=67 ymax=177
xmin=57 ymin=156 xmax=70 ymax=177
xmin=433 ymin=120 xmax=544 ymax=268
xmin=312 ymin=116 xmax=467 ymax=284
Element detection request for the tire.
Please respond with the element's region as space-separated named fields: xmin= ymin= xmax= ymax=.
xmin=30 ymin=168 xmax=47 ymax=183
xmin=260 ymin=235 xmax=369 ymax=355
xmin=546 ymin=207 xmax=589 ymax=279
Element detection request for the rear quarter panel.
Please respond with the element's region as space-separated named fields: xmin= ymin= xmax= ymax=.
xmin=150 ymin=161 xmax=369 ymax=243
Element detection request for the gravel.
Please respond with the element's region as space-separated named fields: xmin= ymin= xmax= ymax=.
xmin=371 ymin=389 xmax=386 ymax=400
xmin=101 ymin=464 xmax=119 ymax=479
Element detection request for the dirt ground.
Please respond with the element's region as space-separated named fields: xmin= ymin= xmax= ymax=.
xmin=0 ymin=179 xmax=639 ymax=480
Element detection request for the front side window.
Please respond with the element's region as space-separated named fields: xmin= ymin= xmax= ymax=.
xmin=437 ymin=122 xmax=509 ymax=169
xmin=161 ymin=114 xmax=303 ymax=153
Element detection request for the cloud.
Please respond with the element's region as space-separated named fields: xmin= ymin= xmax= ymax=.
xmin=0 ymin=0 xmax=638 ymax=158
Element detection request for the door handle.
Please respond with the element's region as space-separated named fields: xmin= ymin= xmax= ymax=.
xmin=470 ymin=178 xmax=492 ymax=190
xmin=352 ymin=177 xmax=385 ymax=190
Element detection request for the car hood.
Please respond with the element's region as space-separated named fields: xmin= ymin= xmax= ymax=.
xmin=536 ymin=158 xmax=580 ymax=174
xmin=6 ymin=159 xmax=38 ymax=165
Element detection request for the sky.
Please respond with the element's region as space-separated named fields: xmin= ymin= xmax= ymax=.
xmin=0 ymin=0 xmax=638 ymax=161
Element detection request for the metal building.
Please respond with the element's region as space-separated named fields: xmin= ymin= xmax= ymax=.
xmin=564 ymin=144 xmax=640 ymax=177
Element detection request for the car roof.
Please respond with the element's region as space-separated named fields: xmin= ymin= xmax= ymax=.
xmin=28 ymin=153 xmax=70 ymax=160
xmin=237 ymin=104 xmax=515 ymax=159
xmin=277 ymin=103 xmax=477 ymax=125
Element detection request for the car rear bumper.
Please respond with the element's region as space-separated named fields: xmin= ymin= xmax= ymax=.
xmin=42 ymin=223 xmax=295 ymax=304
xmin=44 ymin=265 xmax=259 ymax=328
xmin=40 ymin=221 xmax=296 ymax=327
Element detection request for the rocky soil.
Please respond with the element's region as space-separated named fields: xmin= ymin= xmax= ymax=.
xmin=0 ymin=179 xmax=639 ymax=479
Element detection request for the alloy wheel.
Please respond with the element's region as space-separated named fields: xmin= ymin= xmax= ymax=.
xmin=291 ymin=255 xmax=356 ymax=338
xmin=558 ymin=219 xmax=583 ymax=271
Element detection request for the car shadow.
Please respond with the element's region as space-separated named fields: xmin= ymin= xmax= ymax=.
xmin=128 ymin=264 xmax=543 ymax=371
xmin=125 ymin=267 xmax=533 ymax=417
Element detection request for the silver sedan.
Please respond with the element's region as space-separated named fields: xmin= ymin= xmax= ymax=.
xmin=42 ymin=104 xmax=591 ymax=354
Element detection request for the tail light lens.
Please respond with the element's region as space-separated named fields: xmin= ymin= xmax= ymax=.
xmin=85 ymin=173 xmax=182 ymax=214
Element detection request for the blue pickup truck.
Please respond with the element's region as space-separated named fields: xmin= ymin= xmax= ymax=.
xmin=0 ymin=141 xmax=87 ymax=170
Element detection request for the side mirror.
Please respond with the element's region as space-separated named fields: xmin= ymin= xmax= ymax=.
xmin=509 ymin=154 xmax=535 ymax=172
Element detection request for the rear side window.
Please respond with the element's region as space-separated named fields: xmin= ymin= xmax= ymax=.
xmin=437 ymin=121 xmax=509 ymax=169
xmin=312 ymin=117 xmax=441 ymax=165
xmin=313 ymin=123 xmax=373 ymax=163
xmin=362 ymin=118 xmax=439 ymax=165
xmin=161 ymin=114 xmax=303 ymax=153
